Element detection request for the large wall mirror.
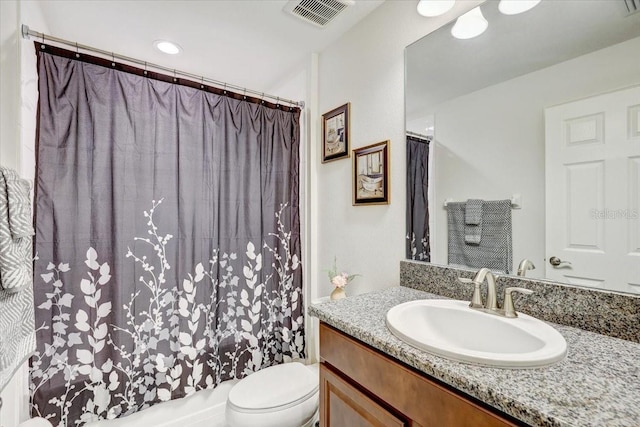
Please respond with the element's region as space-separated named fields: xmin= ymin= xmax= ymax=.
xmin=405 ymin=0 xmax=640 ymax=294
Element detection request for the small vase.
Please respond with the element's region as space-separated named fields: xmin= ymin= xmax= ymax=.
xmin=330 ymin=287 xmax=346 ymax=300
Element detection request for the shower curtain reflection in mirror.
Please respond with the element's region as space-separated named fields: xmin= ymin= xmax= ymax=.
xmin=406 ymin=135 xmax=431 ymax=261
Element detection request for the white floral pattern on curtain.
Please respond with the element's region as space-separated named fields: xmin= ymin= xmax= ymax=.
xmin=31 ymin=201 xmax=303 ymax=425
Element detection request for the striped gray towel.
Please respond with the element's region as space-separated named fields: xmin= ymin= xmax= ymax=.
xmin=6 ymin=178 xmax=34 ymax=238
xmin=465 ymin=199 xmax=482 ymax=224
xmin=0 ymin=166 xmax=35 ymax=392
xmin=448 ymin=200 xmax=512 ymax=273
xmin=464 ymin=199 xmax=483 ymax=245
xmin=0 ymin=285 xmax=36 ymax=392
xmin=0 ymin=167 xmax=34 ymax=293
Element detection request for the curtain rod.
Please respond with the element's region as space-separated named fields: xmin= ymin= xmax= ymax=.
xmin=21 ymin=24 xmax=305 ymax=109
xmin=443 ymin=196 xmax=521 ymax=209
xmin=406 ymin=131 xmax=432 ymax=141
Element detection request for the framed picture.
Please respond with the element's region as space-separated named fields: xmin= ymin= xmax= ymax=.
xmin=353 ymin=140 xmax=390 ymax=205
xmin=322 ymin=103 xmax=350 ymax=162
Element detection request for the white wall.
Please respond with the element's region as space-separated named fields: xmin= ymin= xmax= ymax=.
xmin=314 ymin=0 xmax=481 ymax=298
xmin=0 ymin=1 xmax=24 ymax=425
xmin=0 ymin=0 xmax=20 ymax=171
xmin=19 ymin=1 xmax=48 ymax=185
xmin=430 ymin=36 xmax=640 ymax=277
xmin=0 ymin=0 xmax=42 ymax=177
xmin=0 ymin=1 xmax=49 ymax=425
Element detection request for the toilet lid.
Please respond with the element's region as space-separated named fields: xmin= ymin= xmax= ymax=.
xmin=228 ymin=362 xmax=318 ymax=413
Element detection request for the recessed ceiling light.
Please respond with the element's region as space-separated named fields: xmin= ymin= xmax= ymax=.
xmin=417 ymin=0 xmax=455 ymax=17
xmin=498 ymin=0 xmax=541 ymax=15
xmin=154 ymin=40 xmax=181 ymax=55
xmin=451 ymin=7 xmax=488 ymax=40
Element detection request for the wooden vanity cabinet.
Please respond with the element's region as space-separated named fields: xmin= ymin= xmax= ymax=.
xmin=320 ymin=364 xmax=406 ymax=427
xmin=319 ymin=322 xmax=522 ymax=427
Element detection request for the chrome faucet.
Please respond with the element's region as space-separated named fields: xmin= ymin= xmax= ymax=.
xmin=459 ymin=267 xmax=533 ymax=318
xmin=474 ymin=267 xmax=498 ymax=311
xmin=458 ymin=267 xmax=497 ymax=310
xmin=516 ymin=259 xmax=535 ymax=277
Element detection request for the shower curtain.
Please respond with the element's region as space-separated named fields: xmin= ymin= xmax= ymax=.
xmin=406 ymin=135 xmax=430 ymax=261
xmin=30 ymin=45 xmax=304 ymax=426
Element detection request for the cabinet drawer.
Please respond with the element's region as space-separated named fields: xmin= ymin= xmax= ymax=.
xmin=320 ymin=363 xmax=406 ymax=427
xmin=319 ymin=322 xmax=518 ymax=427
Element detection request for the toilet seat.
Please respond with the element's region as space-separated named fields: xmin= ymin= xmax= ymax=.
xmin=18 ymin=418 xmax=53 ymax=427
xmin=226 ymin=362 xmax=319 ymax=427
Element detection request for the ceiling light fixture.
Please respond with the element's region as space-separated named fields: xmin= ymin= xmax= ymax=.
xmin=451 ymin=7 xmax=488 ymax=39
xmin=498 ymin=0 xmax=541 ymax=15
xmin=154 ymin=40 xmax=181 ymax=55
xmin=417 ymin=0 xmax=455 ymax=17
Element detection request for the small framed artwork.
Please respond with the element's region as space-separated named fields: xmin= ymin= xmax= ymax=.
xmin=322 ymin=103 xmax=350 ymax=162
xmin=353 ymin=140 xmax=390 ymax=205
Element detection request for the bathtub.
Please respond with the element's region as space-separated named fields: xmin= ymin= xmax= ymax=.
xmin=85 ymin=379 xmax=239 ymax=427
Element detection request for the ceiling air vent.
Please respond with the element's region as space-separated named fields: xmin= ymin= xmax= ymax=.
xmin=284 ymin=0 xmax=355 ymax=28
xmin=624 ymin=0 xmax=640 ymax=15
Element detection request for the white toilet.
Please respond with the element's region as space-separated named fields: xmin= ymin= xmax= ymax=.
xmin=225 ymin=362 xmax=319 ymax=427
xmin=18 ymin=418 xmax=53 ymax=427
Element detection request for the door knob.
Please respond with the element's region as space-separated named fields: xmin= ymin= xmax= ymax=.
xmin=549 ymin=256 xmax=571 ymax=267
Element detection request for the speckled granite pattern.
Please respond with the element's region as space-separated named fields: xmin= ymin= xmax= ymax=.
xmin=309 ymin=287 xmax=640 ymax=427
xmin=400 ymin=260 xmax=640 ymax=343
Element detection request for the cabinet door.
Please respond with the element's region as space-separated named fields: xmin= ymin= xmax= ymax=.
xmin=320 ymin=323 xmax=518 ymax=427
xmin=320 ymin=363 xmax=407 ymax=427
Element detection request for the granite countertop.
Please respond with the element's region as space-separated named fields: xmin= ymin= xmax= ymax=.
xmin=309 ymin=286 xmax=640 ymax=427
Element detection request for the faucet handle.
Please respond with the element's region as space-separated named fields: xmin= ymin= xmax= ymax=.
xmin=458 ymin=277 xmax=483 ymax=308
xmin=503 ymin=287 xmax=534 ymax=318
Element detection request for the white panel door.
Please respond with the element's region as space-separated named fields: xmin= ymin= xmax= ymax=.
xmin=545 ymin=86 xmax=640 ymax=293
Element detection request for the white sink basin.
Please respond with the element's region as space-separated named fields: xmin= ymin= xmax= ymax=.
xmin=386 ymin=299 xmax=567 ymax=368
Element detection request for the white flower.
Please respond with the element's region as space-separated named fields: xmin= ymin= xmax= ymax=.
xmin=331 ymin=274 xmax=348 ymax=288
xmin=326 ymin=257 xmax=360 ymax=288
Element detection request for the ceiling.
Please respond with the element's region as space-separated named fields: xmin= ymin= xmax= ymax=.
xmin=29 ymin=0 xmax=385 ymax=98
xmin=406 ymin=0 xmax=640 ymax=119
